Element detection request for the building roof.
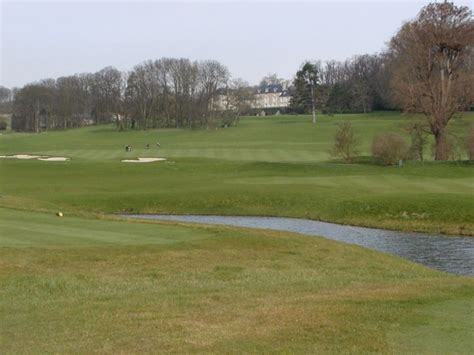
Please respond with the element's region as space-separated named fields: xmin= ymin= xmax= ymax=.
xmin=257 ymin=84 xmax=283 ymax=94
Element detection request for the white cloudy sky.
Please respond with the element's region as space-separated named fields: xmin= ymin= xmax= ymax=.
xmin=1 ymin=0 xmax=472 ymax=88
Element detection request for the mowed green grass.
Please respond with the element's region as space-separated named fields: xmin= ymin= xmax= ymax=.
xmin=1 ymin=112 xmax=474 ymax=352
xmin=1 ymin=112 xmax=473 ymax=234
xmin=1 ymin=208 xmax=473 ymax=353
xmin=0 ymin=111 xmax=471 ymax=162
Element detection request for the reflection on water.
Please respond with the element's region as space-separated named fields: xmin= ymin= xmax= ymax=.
xmin=124 ymin=215 xmax=474 ymax=276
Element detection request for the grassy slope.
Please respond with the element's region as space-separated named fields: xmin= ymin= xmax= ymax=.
xmin=1 ymin=208 xmax=473 ymax=353
xmin=1 ymin=112 xmax=473 ymax=234
xmin=1 ymin=113 xmax=473 ymax=352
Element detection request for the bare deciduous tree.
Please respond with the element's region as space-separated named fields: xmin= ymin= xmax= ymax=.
xmin=199 ymin=60 xmax=229 ymax=128
xmin=389 ymin=2 xmax=474 ymax=160
xmin=226 ymin=78 xmax=254 ymax=116
xmin=331 ymin=121 xmax=359 ymax=163
xmin=91 ymin=67 xmax=125 ymax=125
xmin=259 ymin=73 xmax=284 ymax=88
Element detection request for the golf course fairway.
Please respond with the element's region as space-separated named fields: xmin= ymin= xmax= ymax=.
xmin=1 ymin=113 xmax=473 ymax=234
xmin=1 ymin=112 xmax=473 ymax=352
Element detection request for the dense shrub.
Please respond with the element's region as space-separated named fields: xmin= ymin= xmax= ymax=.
xmin=0 ymin=119 xmax=7 ymax=130
xmin=331 ymin=121 xmax=359 ymax=162
xmin=465 ymin=124 xmax=474 ymax=162
xmin=372 ymin=133 xmax=407 ymax=165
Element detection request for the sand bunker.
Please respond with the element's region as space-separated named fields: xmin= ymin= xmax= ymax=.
xmin=38 ymin=157 xmax=69 ymax=162
xmin=0 ymin=154 xmax=69 ymax=161
xmin=0 ymin=154 xmax=42 ymax=159
xmin=122 ymin=157 xmax=167 ymax=163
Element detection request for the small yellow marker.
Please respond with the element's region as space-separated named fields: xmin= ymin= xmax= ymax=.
xmin=57 ymin=212 xmax=63 ymax=217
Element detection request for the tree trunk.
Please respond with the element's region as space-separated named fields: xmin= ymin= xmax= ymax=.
xmin=310 ymin=85 xmax=316 ymax=124
xmin=434 ymin=128 xmax=448 ymax=161
xmin=34 ymin=100 xmax=40 ymax=133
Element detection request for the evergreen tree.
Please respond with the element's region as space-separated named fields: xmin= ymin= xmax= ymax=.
xmin=289 ymin=62 xmax=319 ymax=120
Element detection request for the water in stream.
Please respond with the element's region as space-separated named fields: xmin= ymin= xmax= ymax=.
xmin=124 ymin=215 xmax=473 ymax=276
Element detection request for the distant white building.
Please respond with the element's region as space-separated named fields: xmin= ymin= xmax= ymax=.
xmin=253 ymin=84 xmax=291 ymax=109
xmin=212 ymin=91 xmax=232 ymax=111
xmin=212 ymin=83 xmax=292 ymax=111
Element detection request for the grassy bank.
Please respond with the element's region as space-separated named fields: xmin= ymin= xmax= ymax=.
xmin=1 ymin=207 xmax=473 ymax=353
xmin=1 ymin=112 xmax=473 ymax=234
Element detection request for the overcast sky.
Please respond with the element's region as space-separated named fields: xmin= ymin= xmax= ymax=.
xmin=1 ymin=0 xmax=472 ymax=88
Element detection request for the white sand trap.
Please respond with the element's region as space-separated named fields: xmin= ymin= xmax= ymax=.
xmin=0 ymin=154 xmax=42 ymax=159
xmin=0 ymin=154 xmax=69 ymax=161
xmin=122 ymin=157 xmax=167 ymax=163
xmin=38 ymin=157 xmax=70 ymax=161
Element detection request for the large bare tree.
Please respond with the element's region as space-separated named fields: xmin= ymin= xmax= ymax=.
xmin=389 ymin=2 xmax=474 ymax=160
xmin=198 ymin=60 xmax=229 ymax=128
xmin=226 ymin=78 xmax=254 ymax=116
xmin=91 ymin=67 xmax=125 ymax=125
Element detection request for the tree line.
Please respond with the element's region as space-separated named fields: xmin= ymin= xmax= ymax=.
xmin=290 ymin=53 xmax=394 ymax=115
xmin=8 ymin=58 xmax=249 ymax=132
